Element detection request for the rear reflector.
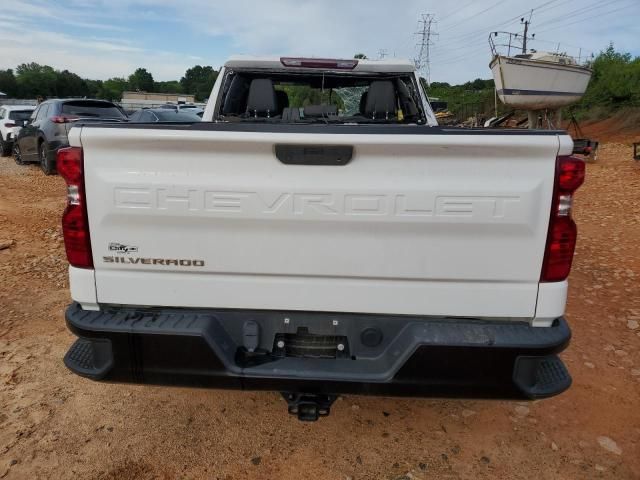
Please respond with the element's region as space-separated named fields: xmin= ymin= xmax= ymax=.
xmin=542 ymin=217 xmax=578 ymax=281
xmin=280 ymin=57 xmax=358 ymax=69
xmin=541 ymin=156 xmax=585 ymax=282
xmin=57 ymin=147 xmax=93 ymax=269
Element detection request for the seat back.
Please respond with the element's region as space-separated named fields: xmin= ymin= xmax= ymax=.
xmin=246 ymin=79 xmax=277 ymax=117
xmin=364 ymin=81 xmax=397 ymax=119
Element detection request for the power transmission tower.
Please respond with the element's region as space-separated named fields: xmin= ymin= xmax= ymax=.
xmin=377 ymin=49 xmax=388 ymax=60
xmin=414 ymin=14 xmax=437 ymax=84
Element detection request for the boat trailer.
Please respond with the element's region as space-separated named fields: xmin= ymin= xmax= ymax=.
xmin=567 ymin=115 xmax=598 ymax=160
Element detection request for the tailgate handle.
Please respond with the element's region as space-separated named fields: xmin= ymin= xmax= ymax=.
xmin=275 ymin=144 xmax=353 ymax=166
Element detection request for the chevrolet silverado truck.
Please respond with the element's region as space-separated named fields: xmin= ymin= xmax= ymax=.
xmin=60 ymin=56 xmax=584 ymax=421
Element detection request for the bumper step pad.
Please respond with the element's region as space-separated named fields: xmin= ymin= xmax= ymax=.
xmin=513 ymin=355 xmax=572 ymax=398
xmin=64 ymin=338 xmax=113 ymax=380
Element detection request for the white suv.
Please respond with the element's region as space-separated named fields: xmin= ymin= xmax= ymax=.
xmin=0 ymin=105 xmax=35 ymax=156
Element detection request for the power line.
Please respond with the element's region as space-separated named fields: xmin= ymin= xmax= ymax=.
xmin=437 ymin=0 xmax=478 ymax=24
xmin=414 ymin=14 xmax=438 ymax=83
xmin=432 ymin=44 xmax=489 ymax=67
xmin=438 ymin=0 xmax=565 ymax=46
xmin=404 ymin=0 xmax=632 ymax=74
xmin=424 ymin=0 xmax=636 ymax=80
xmin=431 ymin=0 xmax=612 ymax=63
xmin=536 ymin=1 xmax=637 ymax=33
xmin=438 ymin=0 xmax=509 ymax=35
xmin=395 ymin=0 xmax=568 ymax=63
xmin=389 ymin=0 xmax=484 ymax=56
xmin=533 ymin=0 xmax=633 ymax=31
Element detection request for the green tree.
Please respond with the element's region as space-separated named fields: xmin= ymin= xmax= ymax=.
xmin=99 ymin=77 xmax=129 ymax=100
xmin=15 ymin=63 xmax=58 ymax=97
xmin=55 ymin=70 xmax=89 ymax=97
xmin=180 ymin=65 xmax=218 ymax=101
xmin=154 ymin=80 xmax=182 ymax=94
xmin=85 ymin=79 xmax=103 ymax=98
xmin=0 ymin=69 xmax=18 ymax=97
xmin=425 ymin=76 xmax=498 ymax=119
xmin=128 ymin=68 xmax=154 ymax=92
xmin=429 ymin=81 xmax=451 ymax=89
xmin=577 ymin=43 xmax=640 ymax=110
xmin=278 ymin=85 xmax=345 ymax=110
xmin=466 ymin=78 xmax=493 ymax=91
xmin=354 ymin=53 xmax=368 ymax=59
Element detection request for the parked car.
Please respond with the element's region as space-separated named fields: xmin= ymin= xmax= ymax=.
xmin=0 ymin=105 xmax=35 ymax=156
xmin=14 ymin=99 xmax=126 ymax=174
xmin=127 ymin=108 xmax=202 ymax=122
xmin=60 ymin=56 xmax=583 ymax=421
xmin=159 ymin=103 xmax=204 ymax=117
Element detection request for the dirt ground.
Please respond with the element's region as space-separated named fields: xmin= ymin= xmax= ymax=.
xmin=1 ymin=138 xmax=639 ymax=479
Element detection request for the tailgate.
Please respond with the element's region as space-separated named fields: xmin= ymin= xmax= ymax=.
xmin=79 ymin=126 xmax=563 ymax=318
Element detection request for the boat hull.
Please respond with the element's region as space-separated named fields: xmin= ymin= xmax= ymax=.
xmin=490 ymin=55 xmax=592 ymax=110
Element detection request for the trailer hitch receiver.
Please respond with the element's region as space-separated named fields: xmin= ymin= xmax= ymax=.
xmin=281 ymin=392 xmax=338 ymax=421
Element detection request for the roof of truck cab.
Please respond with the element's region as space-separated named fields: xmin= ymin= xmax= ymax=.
xmin=224 ymin=56 xmax=416 ymax=73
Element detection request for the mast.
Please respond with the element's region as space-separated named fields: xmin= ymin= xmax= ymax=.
xmin=521 ymin=11 xmax=533 ymax=54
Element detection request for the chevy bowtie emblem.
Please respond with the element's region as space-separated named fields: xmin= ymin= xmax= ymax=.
xmin=108 ymin=242 xmax=139 ymax=254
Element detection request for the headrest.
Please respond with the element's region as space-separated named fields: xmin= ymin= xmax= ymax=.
xmin=364 ymin=81 xmax=396 ymax=118
xmin=246 ymin=79 xmax=277 ymax=116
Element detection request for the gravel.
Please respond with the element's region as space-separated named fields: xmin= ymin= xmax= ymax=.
xmin=597 ymin=436 xmax=623 ymax=455
xmin=1 ymin=142 xmax=640 ymax=479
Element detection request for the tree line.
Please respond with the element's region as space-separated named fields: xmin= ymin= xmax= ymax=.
xmin=0 ymin=64 xmax=219 ymax=102
xmin=426 ymin=78 xmax=498 ymax=119
xmin=2 ymin=45 xmax=636 ymax=114
xmin=575 ymin=44 xmax=640 ymax=112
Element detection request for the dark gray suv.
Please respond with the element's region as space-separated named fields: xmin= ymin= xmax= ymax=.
xmin=14 ymin=99 xmax=126 ymax=175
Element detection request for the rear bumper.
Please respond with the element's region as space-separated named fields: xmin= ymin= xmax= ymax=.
xmin=46 ymin=138 xmax=69 ymax=154
xmin=64 ymin=303 xmax=572 ymax=399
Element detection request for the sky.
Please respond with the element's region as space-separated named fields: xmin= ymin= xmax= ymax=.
xmin=0 ymin=0 xmax=638 ymax=85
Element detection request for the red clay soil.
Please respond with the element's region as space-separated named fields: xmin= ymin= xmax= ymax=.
xmin=566 ymin=109 xmax=640 ymax=144
xmin=1 ymin=142 xmax=639 ymax=479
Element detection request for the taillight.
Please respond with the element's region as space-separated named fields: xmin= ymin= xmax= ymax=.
xmin=4 ymin=122 xmax=16 ymax=128
xmin=57 ymin=147 xmax=93 ymax=268
xmin=51 ymin=115 xmax=79 ymax=124
xmin=541 ymin=155 xmax=585 ymax=282
xmin=280 ymin=57 xmax=358 ymax=69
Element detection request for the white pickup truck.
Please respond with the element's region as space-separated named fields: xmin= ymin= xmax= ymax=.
xmin=60 ymin=57 xmax=584 ymax=420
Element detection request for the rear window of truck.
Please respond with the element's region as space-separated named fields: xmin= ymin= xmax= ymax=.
xmin=216 ymin=71 xmax=426 ymax=125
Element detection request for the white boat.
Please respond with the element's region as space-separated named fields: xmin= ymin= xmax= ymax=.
xmin=490 ymin=51 xmax=592 ymax=110
xmin=488 ymin=29 xmax=592 ymax=111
